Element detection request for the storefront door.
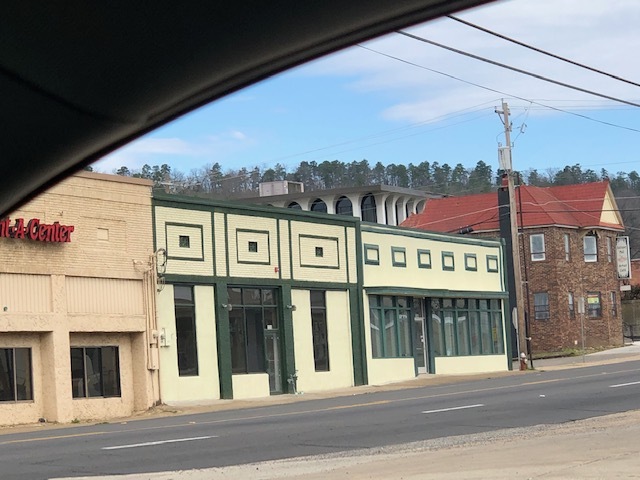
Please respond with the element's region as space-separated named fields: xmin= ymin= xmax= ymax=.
xmin=413 ymin=298 xmax=428 ymax=374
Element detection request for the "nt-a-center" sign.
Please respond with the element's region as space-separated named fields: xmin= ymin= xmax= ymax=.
xmin=0 ymin=217 xmax=74 ymax=243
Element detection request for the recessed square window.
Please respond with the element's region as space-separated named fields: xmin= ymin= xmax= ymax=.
xmin=315 ymin=246 xmax=324 ymax=257
xmin=417 ymin=249 xmax=432 ymax=269
xmin=179 ymin=235 xmax=190 ymax=248
xmin=442 ymin=251 xmax=455 ymax=271
xmin=248 ymin=241 xmax=258 ymax=253
xmin=364 ymin=244 xmax=380 ymax=265
xmin=391 ymin=247 xmax=406 ymax=267
xmin=464 ymin=253 xmax=477 ymax=271
xmin=97 ymin=227 xmax=109 ymax=241
xmin=486 ymin=255 xmax=499 ymax=273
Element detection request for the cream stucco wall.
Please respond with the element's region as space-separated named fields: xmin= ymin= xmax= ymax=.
xmin=157 ymin=285 xmax=220 ymax=404
xmin=292 ymin=289 xmax=354 ymax=393
xmin=290 ymin=222 xmax=351 ymax=283
xmin=0 ymin=173 xmax=157 ymax=426
xmin=362 ymin=226 xmax=503 ymax=293
xmin=434 ymin=355 xmax=507 ymax=374
xmin=155 ymin=207 xmax=214 ymax=277
xmin=232 ymin=373 xmax=270 ymax=399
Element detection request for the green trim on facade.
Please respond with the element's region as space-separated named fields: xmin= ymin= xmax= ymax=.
xmin=214 ymin=281 xmax=233 ymax=399
xmin=224 ymin=213 xmax=230 ymax=277
xmin=363 ymin=243 xmax=380 ymax=265
xmin=235 ymin=228 xmax=272 ymax=265
xmin=503 ymin=293 xmax=513 ymax=370
xmin=425 ymin=298 xmax=436 ymax=373
xmin=464 ymin=253 xmax=478 ymax=272
xmin=391 ymin=246 xmax=407 ymax=267
xmin=210 ymin=212 xmax=217 ymax=277
xmin=164 ymin=222 xmax=205 ymax=261
xmin=365 ymin=286 xmax=508 ymax=299
xmin=288 ymin=220 xmax=294 ymax=280
xmin=353 ymin=225 xmax=368 ymax=386
xmin=280 ymin=286 xmax=296 ymax=394
xmin=164 ymin=274 xmax=355 ymax=291
xmin=360 ymin=223 xmax=503 ymax=248
xmin=298 ymin=234 xmax=340 ymax=269
xmin=417 ymin=249 xmax=432 ymax=269
xmin=442 ymin=251 xmax=455 ymax=271
xmin=276 ymin=220 xmax=282 ymax=280
xmin=344 ymin=226 xmax=351 ymax=284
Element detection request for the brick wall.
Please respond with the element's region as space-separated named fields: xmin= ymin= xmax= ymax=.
xmin=520 ymin=227 xmax=623 ymax=352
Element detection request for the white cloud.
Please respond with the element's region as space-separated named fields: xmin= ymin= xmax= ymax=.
xmin=299 ymin=0 xmax=640 ymax=123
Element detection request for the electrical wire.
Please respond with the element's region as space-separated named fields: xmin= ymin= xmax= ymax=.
xmin=261 ymin=101 xmax=498 ymax=165
xmin=447 ymin=15 xmax=640 ymax=89
xmin=357 ymin=44 xmax=640 ymax=134
xmin=396 ymin=30 xmax=640 ymax=109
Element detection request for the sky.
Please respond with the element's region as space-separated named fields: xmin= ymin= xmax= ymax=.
xmin=95 ymin=0 xmax=640 ymax=180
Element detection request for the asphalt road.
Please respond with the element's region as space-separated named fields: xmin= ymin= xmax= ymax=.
xmin=2 ymin=360 xmax=639 ymax=480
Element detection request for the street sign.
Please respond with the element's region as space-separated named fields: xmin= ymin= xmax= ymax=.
xmin=616 ymin=236 xmax=631 ymax=280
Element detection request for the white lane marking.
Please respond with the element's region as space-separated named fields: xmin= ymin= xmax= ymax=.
xmin=609 ymin=381 xmax=640 ymax=388
xmin=102 ymin=435 xmax=217 ymax=450
xmin=422 ymin=404 xmax=484 ymax=414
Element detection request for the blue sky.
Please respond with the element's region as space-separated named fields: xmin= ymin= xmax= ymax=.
xmin=95 ymin=0 xmax=640 ymax=179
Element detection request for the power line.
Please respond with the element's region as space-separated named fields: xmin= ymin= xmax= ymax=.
xmin=358 ymin=44 xmax=640 ymax=134
xmin=261 ymin=101 xmax=498 ymax=165
xmin=396 ymin=30 xmax=640 ymax=109
xmin=447 ymin=15 xmax=640 ymax=89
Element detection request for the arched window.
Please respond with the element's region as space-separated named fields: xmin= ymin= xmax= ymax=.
xmin=335 ymin=196 xmax=353 ymax=216
xmin=310 ymin=198 xmax=327 ymax=213
xmin=287 ymin=202 xmax=302 ymax=210
xmin=415 ymin=200 xmax=426 ymax=214
xmin=360 ymin=193 xmax=377 ymax=223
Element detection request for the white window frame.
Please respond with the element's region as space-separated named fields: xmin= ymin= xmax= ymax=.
xmin=564 ymin=233 xmax=570 ymax=261
xmin=584 ymin=236 xmax=598 ymax=263
xmin=606 ymin=236 xmax=612 ymax=262
xmin=530 ymin=233 xmax=545 ymax=262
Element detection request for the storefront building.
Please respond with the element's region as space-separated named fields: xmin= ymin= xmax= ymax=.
xmin=154 ymin=193 xmax=510 ymax=403
xmin=361 ymin=224 xmax=510 ymax=385
xmin=0 ymin=172 xmax=159 ymax=425
xmin=153 ymin=194 xmax=365 ymax=401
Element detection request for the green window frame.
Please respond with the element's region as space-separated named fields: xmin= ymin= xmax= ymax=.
xmin=364 ymin=244 xmax=380 ymax=265
xmin=391 ymin=247 xmax=407 ymax=267
xmin=486 ymin=255 xmax=499 ymax=273
xmin=417 ymin=249 xmax=432 ymax=269
xmin=369 ymin=295 xmax=412 ymax=359
xmin=430 ymin=298 xmax=504 ymax=357
xmin=464 ymin=253 xmax=478 ymax=271
xmin=442 ymin=251 xmax=455 ymax=271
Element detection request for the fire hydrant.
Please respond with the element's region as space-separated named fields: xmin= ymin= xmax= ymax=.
xmin=519 ymin=352 xmax=527 ymax=371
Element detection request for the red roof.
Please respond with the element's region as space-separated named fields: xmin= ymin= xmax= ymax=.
xmin=401 ymin=181 xmax=624 ymax=233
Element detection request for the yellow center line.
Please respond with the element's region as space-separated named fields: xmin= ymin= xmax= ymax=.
xmin=2 ymin=367 xmax=635 ymax=445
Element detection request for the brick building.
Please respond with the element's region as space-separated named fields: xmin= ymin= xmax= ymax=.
xmin=402 ymin=181 xmax=625 ymax=354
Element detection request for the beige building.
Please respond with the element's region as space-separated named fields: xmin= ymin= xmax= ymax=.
xmin=362 ymin=224 xmax=509 ymax=385
xmin=0 ymin=172 xmax=159 ymax=425
xmin=154 ymin=193 xmax=510 ymax=404
xmin=154 ymin=194 xmax=363 ymax=402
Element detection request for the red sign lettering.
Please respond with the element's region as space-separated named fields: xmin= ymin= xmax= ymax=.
xmin=0 ymin=217 xmax=74 ymax=243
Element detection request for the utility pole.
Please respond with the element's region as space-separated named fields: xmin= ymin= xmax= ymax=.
xmin=496 ymin=100 xmax=530 ymax=368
